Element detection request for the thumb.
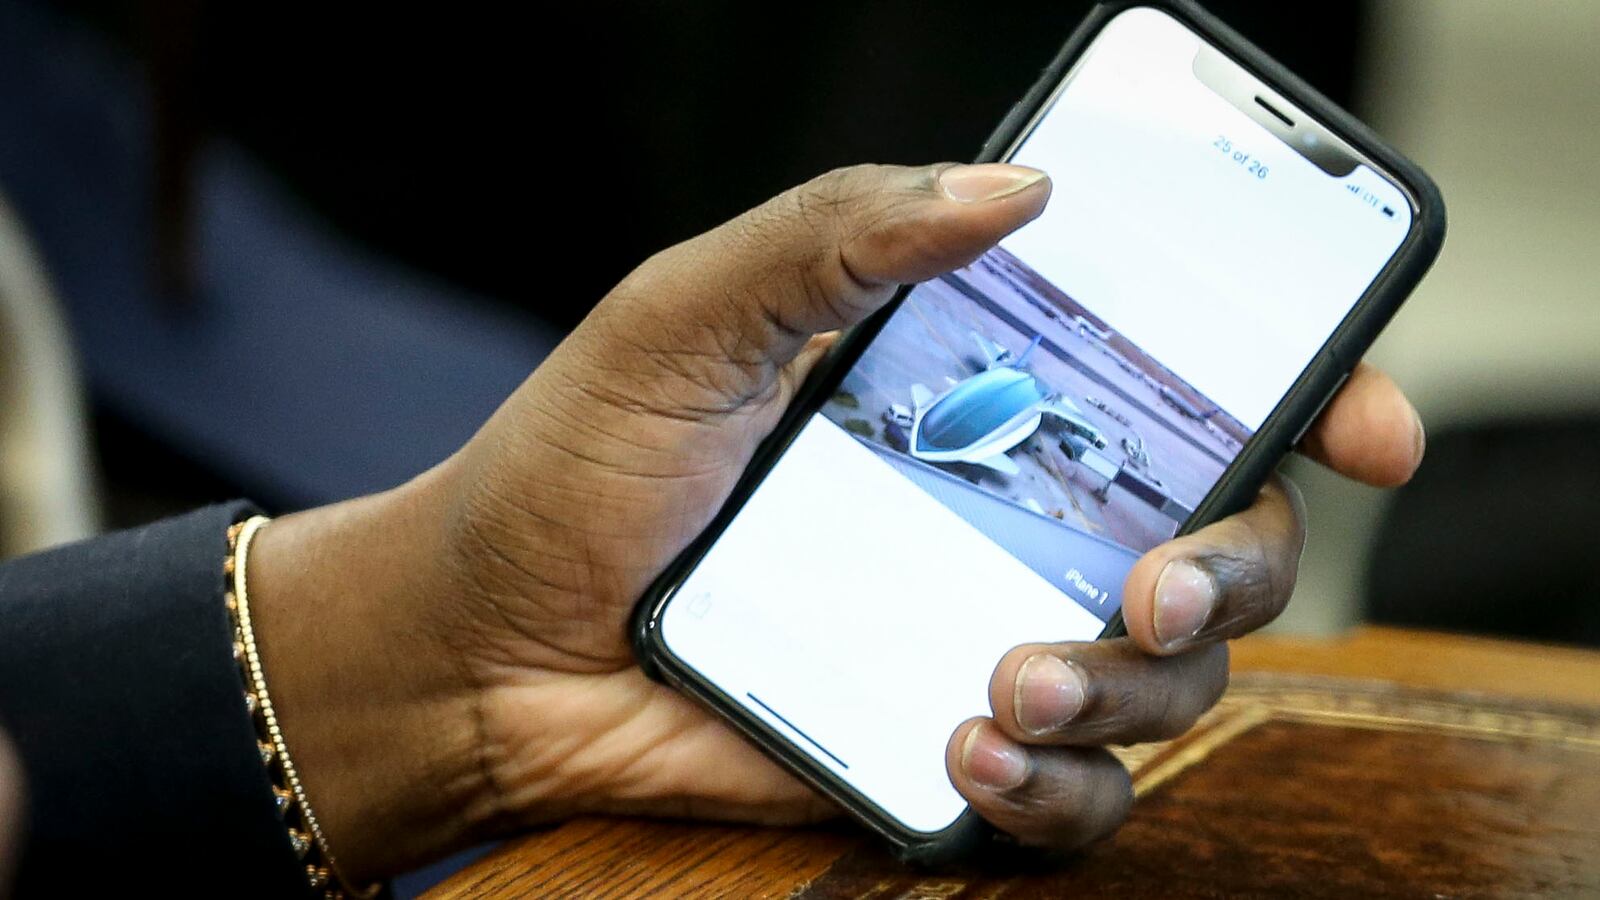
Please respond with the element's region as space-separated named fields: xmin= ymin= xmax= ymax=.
xmin=587 ymin=162 xmax=1050 ymax=390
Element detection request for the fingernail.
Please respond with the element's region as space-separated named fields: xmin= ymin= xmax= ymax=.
xmin=961 ymin=722 xmax=1029 ymax=792
xmin=1014 ymin=653 xmax=1086 ymax=735
xmin=939 ymin=164 xmax=1047 ymax=203
xmin=1412 ymin=405 xmax=1427 ymax=464
xmin=1153 ymin=559 xmax=1217 ymax=650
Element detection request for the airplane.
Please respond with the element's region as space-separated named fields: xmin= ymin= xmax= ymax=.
xmin=1158 ymin=384 xmax=1221 ymax=422
xmin=904 ymin=332 xmax=1107 ymax=476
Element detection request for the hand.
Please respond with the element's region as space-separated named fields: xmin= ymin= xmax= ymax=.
xmin=246 ymin=163 xmax=1425 ymax=879
xmin=949 ymin=364 xmax=1421 ymax=846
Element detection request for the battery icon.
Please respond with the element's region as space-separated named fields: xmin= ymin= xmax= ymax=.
xmin=1381 ymin=205 xmax=1396 ymax=218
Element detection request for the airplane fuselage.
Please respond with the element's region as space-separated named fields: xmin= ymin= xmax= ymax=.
xmin=903 ymin=332 xmax=1108 ymax=476
xmin=910 ymin=368 xmax=1050 ymax=469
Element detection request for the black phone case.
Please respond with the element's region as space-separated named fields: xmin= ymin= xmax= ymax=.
xmin=630 ymin=0 xmax=1446 ymax=866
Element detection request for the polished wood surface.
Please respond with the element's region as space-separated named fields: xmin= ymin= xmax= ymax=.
xmin=423 ymin=627 xmax=1600 ymax=898
xmin=1230 ymin=626 xmax=1600 ymax=706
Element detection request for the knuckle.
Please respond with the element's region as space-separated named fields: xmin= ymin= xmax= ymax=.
xmin=1079 ymin=663 xmax=1143 ymax=735
xmin=611 ymin=251 xmax=664 ymax=299
xmin=1198 ymin=547 xmax=1289 ymax=632
xmin=1147 ymin=681 xmax=1203 ymax=741
xmin=608 ymin=245 xmax=687 ymax=313
xmin=781 ymin=166 xmax=899 ymax=318
xmin=1080 ymin=649 xmax=1223 ymax=742
xmin=1019 ymin=753 xmax=1132 ymax=848
xmin=1164 ymin=649 xmax=1230 ymax=735
xmin=790 ymin=165 xmax=881 ymax=231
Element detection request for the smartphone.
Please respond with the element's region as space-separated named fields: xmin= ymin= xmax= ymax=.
xmin=633 ymin=0 xmax=1444 ymax=863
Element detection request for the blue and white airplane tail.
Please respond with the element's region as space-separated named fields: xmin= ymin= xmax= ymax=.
xmin=1013 ymin=334 xmax=1045 ymax=368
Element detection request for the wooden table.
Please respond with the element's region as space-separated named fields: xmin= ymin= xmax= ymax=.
xmin=424 ymin=627 xmax=1600 ymax=898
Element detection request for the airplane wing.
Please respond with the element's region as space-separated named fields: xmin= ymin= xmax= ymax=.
xmin=975 ymin=452 xmax=1022 ymax=476
xmin=910 ymin=383 xmax=935 ymax=412
xmin=1040 ymin=395 xmax=1087 ymax=420
xmin=1042 ymin=396 xmax=1108 ymax=448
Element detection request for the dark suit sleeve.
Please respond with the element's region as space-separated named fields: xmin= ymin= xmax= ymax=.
xmin=0 ymin=503 xmax=313 ymax=896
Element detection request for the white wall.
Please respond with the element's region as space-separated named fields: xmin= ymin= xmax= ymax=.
xmin=1275 ymin=0 xmax=1600 ymax=633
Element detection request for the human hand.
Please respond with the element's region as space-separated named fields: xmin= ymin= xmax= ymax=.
xmin=247 ymin=163 xmax=1424 ymax=878
xmin=950 ymin=364 xmax=1421 ymax=845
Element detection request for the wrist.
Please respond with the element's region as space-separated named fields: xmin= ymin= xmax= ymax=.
xmin=245 ymin=464 xmax=497 ymax=881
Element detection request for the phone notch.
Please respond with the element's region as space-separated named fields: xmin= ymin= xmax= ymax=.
xmin=1192 ymin=45 xmax=1359 ymax=177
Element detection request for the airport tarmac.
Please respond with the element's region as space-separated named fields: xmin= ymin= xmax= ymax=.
xmin=822 ymin=249 xmax=1244 ymax=555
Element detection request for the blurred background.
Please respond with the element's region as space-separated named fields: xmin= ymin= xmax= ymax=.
xmin=0 ymin=0 xmax=1597 ymax=886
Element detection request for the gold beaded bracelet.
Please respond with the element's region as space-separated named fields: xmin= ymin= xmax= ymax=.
xmin=226 ymin=516 xmax=384 ymax=900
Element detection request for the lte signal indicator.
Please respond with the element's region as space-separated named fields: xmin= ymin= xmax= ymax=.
xmin=1345 ymin=181 xmax=1398 ymax=219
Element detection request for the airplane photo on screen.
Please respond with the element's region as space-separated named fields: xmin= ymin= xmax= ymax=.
xmin=896 ymin=331 xmax=1107 ymax=478
xmin=821 ymin=246 xmax=1254 ymax=569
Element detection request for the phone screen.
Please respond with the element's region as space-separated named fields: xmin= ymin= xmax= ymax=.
xmin=658 ymin=7 xmax=1414 ymax=835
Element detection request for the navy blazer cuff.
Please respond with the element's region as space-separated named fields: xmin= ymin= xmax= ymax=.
xmin=0 ymin=503 xmax=313 ymax=895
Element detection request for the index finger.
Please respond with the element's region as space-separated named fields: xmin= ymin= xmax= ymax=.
xmin=1120 ymin=475 xmax=1306 ymax=656
xmin=1298 ymin=362 xmax=1424 ymax=488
